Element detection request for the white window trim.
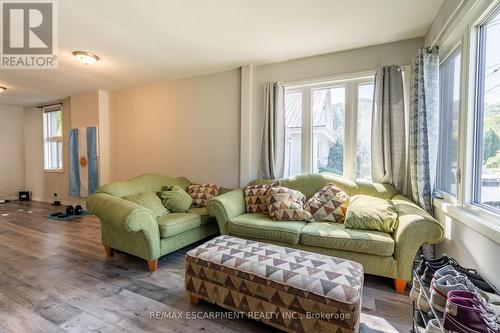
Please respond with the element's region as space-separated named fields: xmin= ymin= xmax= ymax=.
xmin=433 ymin=0 xmax=500 ymax=238
xmin=43 ymin=107 xmax=64 ymax=173
xmin=283 ymin=71 xmax=375 ymax=180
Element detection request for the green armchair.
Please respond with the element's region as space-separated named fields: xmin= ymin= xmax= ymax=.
xmin=207 ymin=173 xmax=444 ymax=292
xmin=87 ymin=174 xmax=219 ymax=271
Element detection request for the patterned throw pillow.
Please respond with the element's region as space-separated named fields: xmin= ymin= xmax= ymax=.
xmin=244 ymin=184 xmax=275 ymax=213
xmin=305 ymin=184 xmax=349 ymax=222
xmin=187 ymin=184 xmax=220 ymax=207
xmin=266 ymin=186 xmax=312 ymax=221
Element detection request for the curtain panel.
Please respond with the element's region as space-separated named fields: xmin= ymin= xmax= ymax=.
xmin=371 ymin=65 xmax=406 ymax=193
xmin=260 ymin=82 xmax=285 ymax=179
xmin=409 ymin=47 xmax=439 ymax=215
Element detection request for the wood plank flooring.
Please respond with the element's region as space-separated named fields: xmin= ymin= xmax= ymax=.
xmin=0 ymin=201 xmax=412 ymax=333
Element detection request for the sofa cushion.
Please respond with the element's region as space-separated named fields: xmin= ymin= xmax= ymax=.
xmin=187 ymin=184 xmax=220 ymax=207
xmin=266 ymin=187 xmax=312 ymax=221
xmin=157 ymin=213 xmax=210 ymax=238
xmin=122 ymin=192 xmax=168 ymax=218
xmin=305 ymin=184 xmax=349 ymax=222
xmin=158 ymin=185 xmax=193 ymax=212
xmin=228 ymin=213 xmax=306 ymax=244
xmin=344 ymin=195 xmax=398 ymax=233
xmin=300 ymin=222 xmax=395 ymax=256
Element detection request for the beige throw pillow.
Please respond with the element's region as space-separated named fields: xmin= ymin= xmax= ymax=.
xmin=266 ymin=186 xmax=312 ymax=221
xmin=305 ymin=184 xmax=350 ymax=222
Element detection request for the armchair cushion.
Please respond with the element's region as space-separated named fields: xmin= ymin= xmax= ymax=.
xmin=157 ymin=213 xmax=210 ymax=238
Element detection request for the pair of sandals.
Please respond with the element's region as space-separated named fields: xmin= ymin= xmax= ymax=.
xmin=50 ymin=205 xmax=83 ymax=218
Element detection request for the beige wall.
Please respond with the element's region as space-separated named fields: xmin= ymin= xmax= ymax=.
xmin=24 ymin=98 xmax=76 ymax=203
xmin=0 ymin=104 xmax=25 ymax=199
xmin=241 ymin=37 xmax=424 ymax=184
xmin=24 ymin=91 xmax=107 ymax=205
xmin=109 ymin=69 xmax=241 ymax=188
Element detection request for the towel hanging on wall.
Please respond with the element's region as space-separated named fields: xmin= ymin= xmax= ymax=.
xmin=69 ymin=127 xmax=99 ymax=197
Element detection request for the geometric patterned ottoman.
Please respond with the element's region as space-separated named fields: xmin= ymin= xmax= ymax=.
xmin=185 ymin=235 xmax=364 ymax=333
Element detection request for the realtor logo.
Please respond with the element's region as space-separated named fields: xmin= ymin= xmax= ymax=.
xmin=1 ymin=0 xmax=58 ymax=69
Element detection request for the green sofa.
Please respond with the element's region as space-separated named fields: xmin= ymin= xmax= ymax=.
xmin=87 ymin=174 xmax=220 ymax=271
xmin=207 ymin=173 xmax=444 ymax=292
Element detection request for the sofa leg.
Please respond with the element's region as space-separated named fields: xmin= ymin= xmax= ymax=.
xmin=104 ymin=246 xmax=114 ymax=257
xmin=147 ymin=260 xmax=158 ymax=272
xmin=394 ymin=279 xmax=408 ymax=293
xmin=189 ymin=294 xmax=201 ymax=304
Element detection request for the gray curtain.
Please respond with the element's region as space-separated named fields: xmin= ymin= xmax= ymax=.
xmin=409 ymin=47 xmax=439 ymax=259
xmin=260 ymin=82 xmax=285 ymax=179
xmin=371 ymin=65 xmax=406 ymax=192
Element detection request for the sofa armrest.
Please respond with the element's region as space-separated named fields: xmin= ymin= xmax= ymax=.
xmin=392 ymin=194 xmax=444 ymax=280
xmin=207 ymin=189 xmax=245 ymax=235
xmin=86 ymin=193 xmax=160 ymax=259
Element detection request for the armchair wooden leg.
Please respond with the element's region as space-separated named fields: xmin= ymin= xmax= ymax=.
xmin=104 ymin=246 xmax=114 ymax=257
xmin=189 ymin=294 xmax=201 ymax=304
xmin=147 ymin=260 xmax=158 ymax=272
xmin=394 ymin=279 xmax=408 ymax=293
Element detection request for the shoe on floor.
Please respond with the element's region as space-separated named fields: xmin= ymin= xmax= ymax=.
xmin=424 ymin=318 xmax=442 ymax=333
xmin=444 ymin=297 xmax=500 ymax=333
xmin=430 ymin=275 xmax=477 ymax=313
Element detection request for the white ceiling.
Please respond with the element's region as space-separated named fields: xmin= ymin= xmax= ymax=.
xmin=0 ymin=0 xmax=443 ymax=107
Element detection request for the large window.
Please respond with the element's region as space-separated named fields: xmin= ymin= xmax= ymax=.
xmin=283 ymin=76 xmax=374 ymax=179
xmin=43 ymin=107 xmax=63 ymax=171
xmin=437 ymin=48 xmax=461 ymax=196
xmin=473 ymin=8 xmax=500 ymax=212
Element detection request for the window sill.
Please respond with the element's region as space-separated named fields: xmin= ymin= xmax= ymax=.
xmin=44 ymin=169 xmax=64 ymax=174
xmin=433 ymin=199 xmax=500 ymax=245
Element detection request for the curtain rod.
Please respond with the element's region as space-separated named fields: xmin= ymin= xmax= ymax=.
xmin=37 ymin=102 xmax=62 ymax=109
xmin=430 ymin=0 xmax=466 ymax=49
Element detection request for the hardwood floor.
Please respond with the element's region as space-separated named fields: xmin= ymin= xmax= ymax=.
xmin=0 ymin=201 xmax=412 ymax=333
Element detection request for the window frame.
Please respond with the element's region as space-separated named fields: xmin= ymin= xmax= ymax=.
xmin=283 ymin=72 xmax=375 ymax=180
xmin=43 ymin=107 xmax=64 ymax=173
xmin=436 ymin=45 xmax=463 ymax=203
xmin=470 ymin=5 xmax=500 ymax=216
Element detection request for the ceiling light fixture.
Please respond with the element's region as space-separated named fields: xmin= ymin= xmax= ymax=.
xmin=72 ymin=51 xmax=99 ymax=65
xmin=0 ymin=86 xmax=6 ymax=93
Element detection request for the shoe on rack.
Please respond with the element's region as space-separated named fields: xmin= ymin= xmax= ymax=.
xmin=410 ymin=275 xmax=421 ymax=301
xmin=449 ymin=290 xmax=500 ymax=318
xmin=451 ymin=262 xmax=496 ymax=293
xmin=415 ymin=253 xmax=450 ymax=276
xmin=421 ymin=259 xmax=457 ymax=285
xmin=430 ymin=265 xmax=465 ymax=285
xmin=424 ymin=318 xmax=442 ymax=333
xmin=418 ymin=285 xmax=432 ymax=312
xmin=444 ymin=297 xmax=500 ymax=333
xmin=430 ymin=275 xmax=477 ymax=313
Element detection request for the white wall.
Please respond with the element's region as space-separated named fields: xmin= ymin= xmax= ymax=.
xmin=109 ymin=69 xmax=241 ymax=188
xmin=241 ymin=37 xmax=424 ymax=185
xmin=0 ymin=104 xmax=25 ymax=199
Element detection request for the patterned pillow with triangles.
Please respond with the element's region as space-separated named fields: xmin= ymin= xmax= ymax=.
xmin=187 ymin=184 xmax=220 ymax=207
xmin=244 ymin=184 xmax=275 ymax=213
xmin=266 ymin=186 xmax=312 ymax=221
xmin=305 ymin=184 xmax=349 ymax=222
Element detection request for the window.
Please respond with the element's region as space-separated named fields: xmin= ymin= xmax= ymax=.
xmin=283 ymin=75 xmax=374 ymax=179
xmin=356 ymin=83 xmax=374 ymax=180
xmin=43 ymin=107 xmax=63 ymax=171
xmin=473 ymin=8 xmax=500 ymax=212
xmin=437 ymin=48 xmax=461 ymax=196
